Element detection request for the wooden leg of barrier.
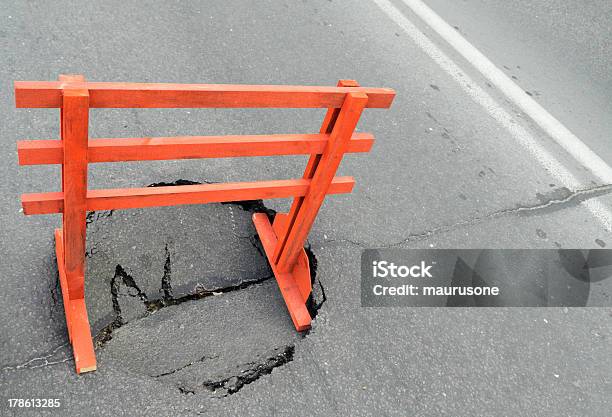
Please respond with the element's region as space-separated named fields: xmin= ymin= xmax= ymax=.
xmin=264 ymin=81 xmax=359 ymax=330
xmin=58 ymin=77 xmax=96 ymax=373
xmin=55 ymin=229 xmax=73 ymax=342
xmin=255 ymin=91 xmax=368 ymax=331
xmin=271 ymin=214 xmax=311 ymax=305
xmin=273 ymin=80 xmax=359 ymax=265
xmin=276 ymin=92 xmax=368 ymax=274
xmin=55 ymin=229 xmax=96 ymax=373
xmin=252 ymin=213 xmax=311 ymax=331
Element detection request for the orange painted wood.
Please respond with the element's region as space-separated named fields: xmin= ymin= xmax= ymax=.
xmin=22 ymin=192 xmax=63 ymax=214
xmin=69 ymin=298 xmax=97 ymax=373
xmin=274 ymin=80 xmax=359 ymax=263
xmin=58 ymin=75 xmax=85 ymax=235
xmin=17 ymin=140 xmax=64 ymax=165
xmin=16 ymin=76 xmax=394 ymax=370
xmin=276 ymin=92 xmax=368 ymax=273
xmin=56 ymin=75 xmax=95 ymax=375
xmin=61 ymin=87 xmax=89 ymax=300
xmin=55 ymin=229 xmax=96 ymax=373
xmin=252 ymin=213 xmax=311 ymax=331
xmin=272 ymin=213 xmax=311 ymax=303
xmin=55 ymin=228 xmax=73 ymax=342
xmin=21 ymin=177 xmax=356 ymax=215
xmin=17 ymin=132 xmax=375 ymax=165
xmin=15 ymin=81 xmax=395 ymax=109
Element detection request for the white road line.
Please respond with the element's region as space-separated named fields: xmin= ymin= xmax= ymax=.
xmin=372 ymin=0 xmax=612 ymax=230
xmin=399 ymin=0 xmax=612 ymax=184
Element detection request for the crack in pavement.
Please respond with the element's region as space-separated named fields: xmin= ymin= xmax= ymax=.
xmin=147 ymin=179 xmax=209 ymax=187
xmin=327 ymin=183 xmax=612 ymax=248
xmin=86 ymin=210 xmax=114 ymax=225
xmin=304 ymin=243 xmax=328 ymax=320
xmin=197 ymin=345 xmax=295 ymax=397
xmin=47 ymin=255 xmax=61 ymax=318
xmin=86 ymin=211 xmax=113 ymax=259
xmin=151 ymin=354 xmax=220 ymax=378
xmin=161 ymin=242 xmax=173 ymax=302
xmin=309 ymin=278 xmax=327 ymax=318
xmin=1 ymin=343 xmax=71 ymax=371
xmin=5 ymin=178 xmax=328 ymax=406
xmin=97 ymin=241 xmax=325 ymax=359
xmin=160 ymin=346 xmax=296 ymax=396
xmin=25 ymin=179 xmax=327 ymax=398
xmin=93 ymin=180 xmax=284 ymax=349
xmin=96 ymin=260 xmax=275 ymax=348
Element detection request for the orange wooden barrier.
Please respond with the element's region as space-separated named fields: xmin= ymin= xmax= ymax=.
xmin=15 ymin=76 xmax=395 ymax=374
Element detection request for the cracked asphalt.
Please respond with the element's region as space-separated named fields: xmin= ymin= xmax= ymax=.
xmin=1 ymin=1 xmax=611 ymax=416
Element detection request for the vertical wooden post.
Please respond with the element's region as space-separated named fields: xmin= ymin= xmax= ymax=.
xmin=273 ymin=80 xmax=360 ymax=264
xmin=276 ymin=92 xmax=368 ymax=273
xmin=62 ymin=80 xmax=89 ymax=300
xmin=56 ymin=74 xmax=85 ymax=342
xmin=57 ymin=75 xmax=96 ymax=373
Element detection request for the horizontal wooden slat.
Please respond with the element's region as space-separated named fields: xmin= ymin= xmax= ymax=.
xmin=21 ymin=176 xmax=355 ymax=215
xmin=14 ymin=81 xmax=395 ymax=109
xmin=22 ymin=191 xmax=64 ymax=215
xmin=17 ymin=133 xmax=374 ymax=165
xmin=18 ymin=140 xmax=63 ymax=165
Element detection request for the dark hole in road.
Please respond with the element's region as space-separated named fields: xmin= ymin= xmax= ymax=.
xmin=83 ymin=179 xmax=326 ymax=397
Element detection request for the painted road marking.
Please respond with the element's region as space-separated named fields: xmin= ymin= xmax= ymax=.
xmin=399 ymin=0 xmax=612 ymax=184
xmin=372 ymin=0 xmax=612 ymax=230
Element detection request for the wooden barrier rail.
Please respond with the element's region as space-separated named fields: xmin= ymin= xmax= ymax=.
xmin=16 ymin=75 xmax=395 ymax=374
xmin=21 ymin=177 xmax=356 ymax=214
xmin=15 ymin=81 xmax=395 ymax=108
xmin=18 ymin=133 xmax=374 ymax=164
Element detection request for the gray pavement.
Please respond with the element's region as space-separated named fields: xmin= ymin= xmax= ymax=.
xmin=0 ymin=1 xmax=610 ymax=416
xmin=423 ymin=0 xmax=612 ymax=164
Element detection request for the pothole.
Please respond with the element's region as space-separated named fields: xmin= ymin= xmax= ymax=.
xmin=84 ymin=179 xmax=325 ymax=397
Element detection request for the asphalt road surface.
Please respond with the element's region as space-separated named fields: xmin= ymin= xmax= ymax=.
xmin=1 ymin=1 xmax=611 ymax=416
